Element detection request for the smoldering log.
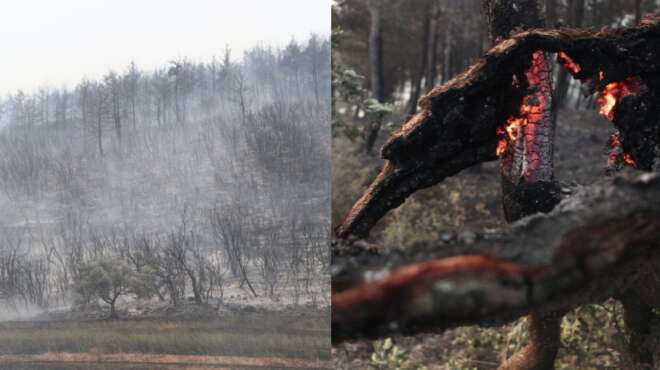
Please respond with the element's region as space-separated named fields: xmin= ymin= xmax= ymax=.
xmin=336 ymin=16 xmax=660 ymax=240
xmin=332 ymin=172 xmax=660 ymax=342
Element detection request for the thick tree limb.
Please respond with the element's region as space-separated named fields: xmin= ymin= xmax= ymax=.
xmin=336 ymin=16 xmax=660 ymax=240
xmin=332 ymin=173 xmax=660 ymax=341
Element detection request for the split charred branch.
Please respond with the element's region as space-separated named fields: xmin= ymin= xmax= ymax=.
xmin=336 ymin=16 xmax=660 ymax=240
xmin=332 ymin=173 xmax=660 ymax=341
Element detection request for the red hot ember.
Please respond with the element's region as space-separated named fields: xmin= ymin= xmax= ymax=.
xmin=498 ymin=50 xmax=554 ymax=184
xmin=608 ymin=132 xmax=637 ymax=169
xmin=597 ymin=76 xmax=646 ymax=169
xmin=558 ymin=51 xmax=581 ymax=75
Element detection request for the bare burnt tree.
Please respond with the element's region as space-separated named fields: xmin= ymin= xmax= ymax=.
xmin=166 ymin=209 xmax=208 ymax=305
xmin=104 ymin=71 xmax=123 ymax=144
xmin=208 ymin=204 xmax=258 ymax=297
xmin=123 ymin=61 xmax=140 ymax=130
xmin=255 ymin=223 xmax=282 ymax=299
xmin=147 ymin=236 xmax=186 ymax=306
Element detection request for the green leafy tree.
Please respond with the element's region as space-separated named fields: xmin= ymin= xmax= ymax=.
xmin=73 ymin=257 xmax=155 ymax=319
xmin=332 ymin=31 xmax=394 ymax=146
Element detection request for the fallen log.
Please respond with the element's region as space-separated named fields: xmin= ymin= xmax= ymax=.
xmin=332 ymin=172 xmax=660 ymax=341
xmin=336 ymin=16 xmax=660 ymax=240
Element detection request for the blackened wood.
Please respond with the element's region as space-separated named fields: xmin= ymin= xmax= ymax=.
xmin=332 ymin=173 xmax=660 ymax=341
xmin=336 ymin=16 xmax=660 ymax=240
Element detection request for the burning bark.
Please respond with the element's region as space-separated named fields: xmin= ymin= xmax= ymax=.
xmin=336 ymin=15 xmax=660 ymax=240
xmin=498 ymin=51 xmax=554 ymax=185
xmin=332 ymin=172 xmax=660 ymax=341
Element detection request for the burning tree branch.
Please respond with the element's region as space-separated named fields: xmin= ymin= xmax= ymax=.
xmin=332 ymin=172 xmax=660 ymax=341
xmin=336 ymin=15 xmax=660 ymax=240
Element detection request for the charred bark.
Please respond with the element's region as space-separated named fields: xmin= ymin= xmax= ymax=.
xmin=332 ymin=172 xmax=660 ymax=341
xmin=336 ymin=16 xmax=660 ymax=240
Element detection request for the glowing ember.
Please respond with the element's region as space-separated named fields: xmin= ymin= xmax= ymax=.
xmin=623 ymin=153 xmax=637 ymax=167
xmin=597 ymin=76 xmax=644 ymax=121
xmin=497 ymin=113 xmax=528 ymax=156
xmin=607 ymin=132 xmax=638 ymax=169
xmin=497 ymin=51 xmax=551 ymax=162
xmin=496 ymin=138 xmax=508 ymax=156
xmin=558 ymin=51 xmax=581 ymax=74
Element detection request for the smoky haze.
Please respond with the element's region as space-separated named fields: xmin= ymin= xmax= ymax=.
xmin=0 ymin=7 xmax=330 ymax=317
xmin=0 ymin=0 xmax=330 ymax=94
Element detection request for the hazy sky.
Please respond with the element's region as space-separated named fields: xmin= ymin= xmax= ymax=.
xmin=0 ymin=0 xmax=330 ymax=94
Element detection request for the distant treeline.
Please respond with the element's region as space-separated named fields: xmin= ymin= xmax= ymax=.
xmin=1 ymin=35 xmax=330 ymax=141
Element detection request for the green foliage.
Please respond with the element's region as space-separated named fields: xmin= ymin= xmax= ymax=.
xmin=332 ymin=42 xmax=394 ymax=142
xmin=370 ymin=338 xmax=427 ymax=370
xmin=332 ymin=64 xmax=366 ymax=141
xmin=73 ymin=256 xmax=155 ymax=316
xmin=364 ymin=98 xmax=394 ymax=116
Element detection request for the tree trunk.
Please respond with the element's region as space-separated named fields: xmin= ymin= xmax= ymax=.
xmin=554 ymin=0 xmax=585 ymax=110
xmin=188 ymin=272 xmax=203 ymax=305
xmin=108 ymin=296 xmax=118 ymax=319
xmin=97 ymin=113 xmax=104 ymax=157
xmin=545 ymin=0 xmax=557 ymax=27
xmin=424 ymin=2 xmax=440 ymax=92
xmin=407 ymin=11 xmax=431 ymax=116
xmin=619 ymin=289 xmax=656 ymax=369
xmin=442 ymin=18 xmax=453 ymax=83
xmin=365 ymin=0 xmax=385 ymax=153
xmin=487 ymin=2 xmax=561 ymax=368
xmin=484 ymin=0 xmax=557 ymax=219
xmin=498 ymin=312 xmax=563 ymax=370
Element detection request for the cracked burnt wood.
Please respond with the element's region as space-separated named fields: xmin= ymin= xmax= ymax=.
xmin=336 ymin=15 xmax=660 ymax=240
xmin=332 ymin=172 xmax=660 ymax=342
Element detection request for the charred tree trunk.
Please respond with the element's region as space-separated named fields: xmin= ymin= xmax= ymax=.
xmin=486 ymin=2 xmax=560 ymax=368
xmin=484 ymin=0 xmax=559 ymax=220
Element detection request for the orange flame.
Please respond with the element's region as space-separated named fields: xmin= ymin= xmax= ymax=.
xmin=558 ymin=51 xmax=581 ymax=74
xmin=597 ymin=77 xmax=643 ymax=121
xmin=497 ymin=113 xmax=529 ymax=156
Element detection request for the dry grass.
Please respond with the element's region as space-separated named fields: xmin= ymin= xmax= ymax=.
xmin=0 ymin=313 xmax=329 ymax=362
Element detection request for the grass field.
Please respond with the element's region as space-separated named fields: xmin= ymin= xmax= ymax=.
xmin=0 ymin=311 xmax=330 ymax=369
